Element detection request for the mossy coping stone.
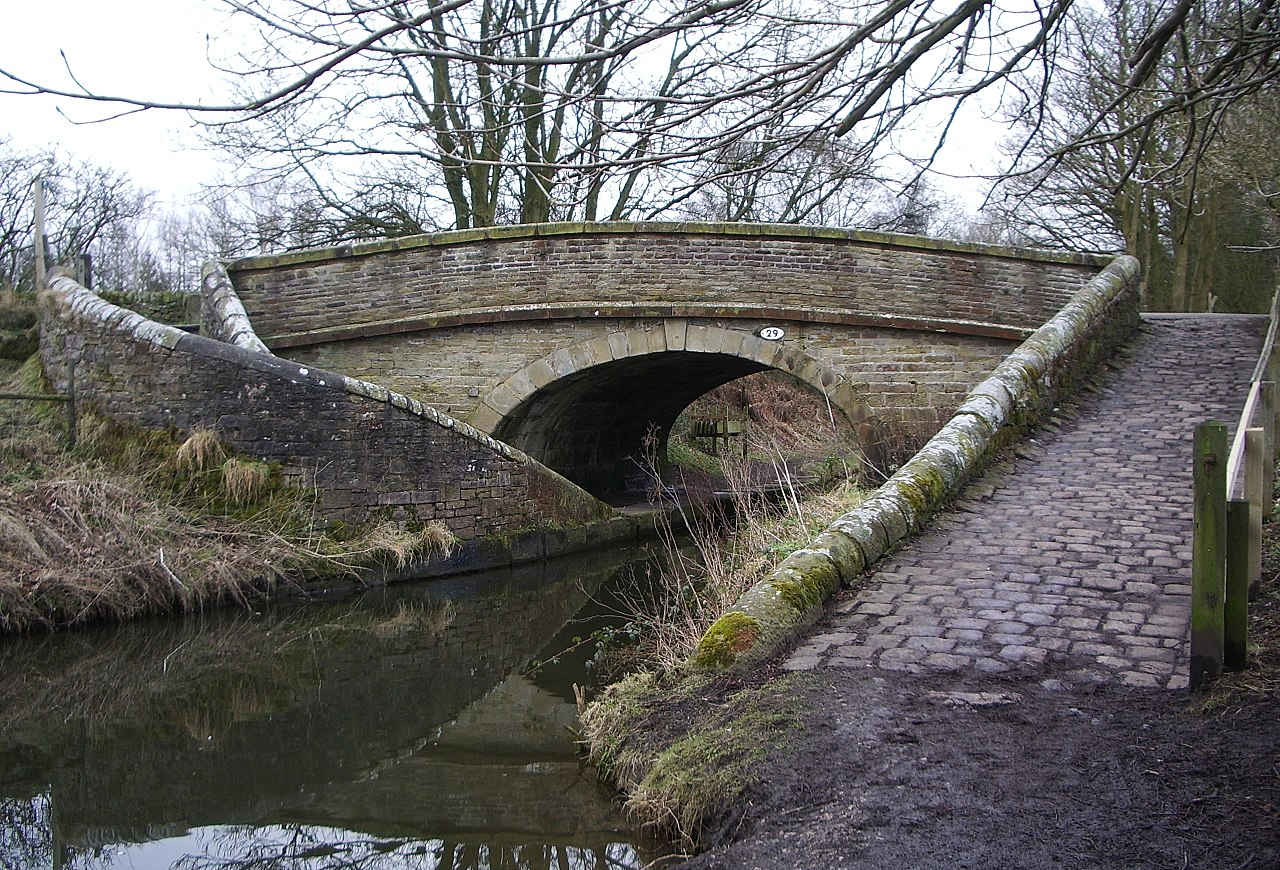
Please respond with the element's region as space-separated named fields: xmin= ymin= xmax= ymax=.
xmin=690 ymin=254 xmax=1141 ymax=673
xmin=227 ymin=220 xmax=1115 ymax=271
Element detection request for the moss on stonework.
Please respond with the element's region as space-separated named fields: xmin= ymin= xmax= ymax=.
xmin=899 ymin=463 xmax=946 ymax=507
xmin=771 ymin=576 xmax=822 ymax=614
xmin=769 ymin=552 xmax=839 ymax=615
xmin=692 ymin=611 xmax=762 ymax=670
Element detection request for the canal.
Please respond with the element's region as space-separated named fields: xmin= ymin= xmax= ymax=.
xmin=0 ymin=545 xmax=670 ymax=869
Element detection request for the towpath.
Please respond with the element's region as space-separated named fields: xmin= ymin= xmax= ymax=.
xmin=678 ymin=314 xmax=1278 ymax=870
xmin=783 ymin=314 xmax=1267 ymax=689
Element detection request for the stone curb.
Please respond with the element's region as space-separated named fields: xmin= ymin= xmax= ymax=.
xmin=227 ymin=220 xmax=1115 ymax=272
xmin=691 ymin=254 xmax=1143 ymax=672
xmin=40 ymin=271 xmax=612 ymax=522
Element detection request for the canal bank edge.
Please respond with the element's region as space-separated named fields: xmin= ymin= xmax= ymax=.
xmin=688 ymin=254 xmax=1142 ymax=674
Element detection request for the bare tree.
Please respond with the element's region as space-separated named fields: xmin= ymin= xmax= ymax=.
xmin=991 ymin=1 xmax=1279 ymax=312
xmin=3 ymin=1 xmax=1276 ymax=242
xmin=0 ymin=139 xmax=150 ymax=295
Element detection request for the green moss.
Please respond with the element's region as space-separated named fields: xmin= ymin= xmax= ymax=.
xmin=772 ymin=577 xmax=816 ymax=613
xmin=692 ymin=611 xmax=762 ymax=670
xmin=770 ymin=572 xmax=832 ymax=615
xmin=616 ymin=675 xmax=810 ymax=847
xmin=900 ymin=463 xmax=945 ymax=506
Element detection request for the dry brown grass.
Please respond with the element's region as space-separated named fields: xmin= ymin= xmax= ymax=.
xmin=173 ymin=427 xmax=227 ymax=474
xmin=605 ymin=431 xmax=868 ymax=674
xmin=342 ymin=520 xmax=458 ymax=570
xmin=0 ymin=473 xmax=322 ymax=633
xmin=0 ymin=356 xmax=462 ymax=635
xmin=221 ymin=457 xmax=271 ymax=505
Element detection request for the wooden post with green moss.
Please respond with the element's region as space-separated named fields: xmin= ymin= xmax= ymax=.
xmin=1225 ymin=498 xmax=1249 ymax=671
xmin=1191 ymin=420 xmax=1226 ymax=691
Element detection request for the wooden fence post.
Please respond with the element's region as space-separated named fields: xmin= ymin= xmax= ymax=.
xmin=32 ymin=177 xmax=47 ymax=291
xmin=1246 ymin=427 xmax=1265 ymax=599
xmin=1192 ymin=420 xmax=1227 ymax=690
xmin=1225 ymin=498 xmax=1250 ymax=670
xmin=1261 ymin=382 xmax=1275 ymax=521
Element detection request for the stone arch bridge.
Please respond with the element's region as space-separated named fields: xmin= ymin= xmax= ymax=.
xmin=226 ymin=222 xmax=1109 ymax=497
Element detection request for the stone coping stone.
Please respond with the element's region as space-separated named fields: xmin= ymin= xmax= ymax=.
xmin=227 ymin=220 xmax=1115 ymax=272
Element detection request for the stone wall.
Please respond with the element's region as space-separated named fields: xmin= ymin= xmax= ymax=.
xmin=37 ymin=272 xmax=612 ymax=538
xmin=228 ymin=222 xmax=1107 ymax=341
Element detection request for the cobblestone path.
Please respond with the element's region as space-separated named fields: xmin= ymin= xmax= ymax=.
xmin=784 ymin=315 xmax=1267 ymax=690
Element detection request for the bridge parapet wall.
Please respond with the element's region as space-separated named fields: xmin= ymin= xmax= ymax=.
xmin=227 ymin=222 xmax=1110 ymax=340
xmin=37 ymin=272 xmax=612 ymax=538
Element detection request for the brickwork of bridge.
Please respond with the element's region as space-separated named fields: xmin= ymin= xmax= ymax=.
xmin=783 ymin=314 xmax=1268 ymax=689
xmin=227 ymin=222 xmax=1108 ymax=496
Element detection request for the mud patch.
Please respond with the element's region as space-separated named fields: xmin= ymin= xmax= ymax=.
xmin=677 ymin=667 xmax=1279 ymax=869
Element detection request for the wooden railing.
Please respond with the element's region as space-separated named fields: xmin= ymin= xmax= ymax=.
xmin=1191 ymin=290 xmax=1280 ymax=689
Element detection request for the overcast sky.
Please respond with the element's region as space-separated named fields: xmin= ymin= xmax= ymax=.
xmin=1 ymin=0 xmax=1002 ymax=217
xmin=0 ymin=0 xmax=235 ymax=204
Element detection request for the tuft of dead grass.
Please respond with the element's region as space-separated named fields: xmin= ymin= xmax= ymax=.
xmin=342 ymin=520 xmax=459 ymax=570
xmin=221 ymin=457 xmax=271 ymax=505
xmin=174 ymin=427 xmax=227 ymax=475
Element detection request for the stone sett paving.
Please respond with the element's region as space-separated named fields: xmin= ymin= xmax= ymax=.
xmin=784 ymin=315 xmax=1267 ymax=690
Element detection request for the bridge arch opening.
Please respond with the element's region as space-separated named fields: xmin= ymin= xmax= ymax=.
xmin=478 ymin=323 xmax=876 ymax=500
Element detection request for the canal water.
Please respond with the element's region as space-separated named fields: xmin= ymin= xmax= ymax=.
xmin=0 ymin=545 xmax=670 ymax=869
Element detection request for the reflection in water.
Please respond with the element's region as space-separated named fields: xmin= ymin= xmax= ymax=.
xmin=43 ymin=819 xmax=644 ymax=870
xmin=0 ymin=547 xmax=665 ymax=869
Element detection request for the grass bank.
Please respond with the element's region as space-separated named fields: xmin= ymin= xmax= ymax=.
xmin=579 ymin=381 xmax=870 ymax=850
xmin=0 ymin=355 xmax=456 ymax=634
